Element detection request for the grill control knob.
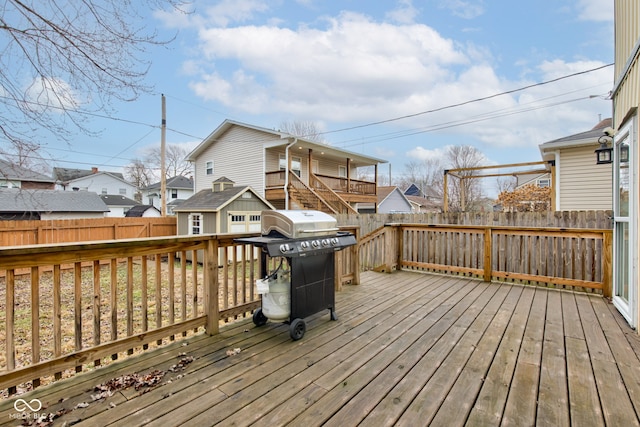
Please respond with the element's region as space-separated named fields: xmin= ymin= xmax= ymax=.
xmin=321 ymin=239 xmax=329 ymax=247
xmin=330 ymin=238 xmax=339 ymax=246
xmin=279 ymin=244 xmax=290 ymax=253
xmin=300 ymin=241 xmax=309 ymax=250
xmin=312 ymin=240 xmax=320 ymax=248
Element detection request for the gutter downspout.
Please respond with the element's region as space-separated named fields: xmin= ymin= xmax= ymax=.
xmin=284 ymin=137 xmax=298 ymax=209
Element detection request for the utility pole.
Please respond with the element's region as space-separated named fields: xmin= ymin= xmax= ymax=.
xmin=161 ymin=94 xmax=167 ymax=217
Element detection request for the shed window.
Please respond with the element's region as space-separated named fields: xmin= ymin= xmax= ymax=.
xmin=189 ymin=213 xmax=202 ymax=235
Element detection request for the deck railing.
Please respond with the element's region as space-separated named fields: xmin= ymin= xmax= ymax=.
xmin=0 ymin=222 xmax=611 ymax=394
xmin=0 ymin=233 xmax=358 ymax=395
xmin=359 ymin=223 xmax=612 ymax=296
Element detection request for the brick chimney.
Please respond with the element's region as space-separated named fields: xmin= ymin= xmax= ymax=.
xmin=92 ymin=167 xmax=98 ymax=174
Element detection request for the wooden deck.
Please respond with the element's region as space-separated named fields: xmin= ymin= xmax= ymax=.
xmin=2 ymin=270 xmax=640 ymax=426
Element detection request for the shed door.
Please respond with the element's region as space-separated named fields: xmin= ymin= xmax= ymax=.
xmin=228 ymin=212 xmax=262 ymax=233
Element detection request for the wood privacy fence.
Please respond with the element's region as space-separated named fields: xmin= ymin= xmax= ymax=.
xmin=336 ymin=210 xmax=613 ymax=236
xmin=0 ymin=232 xmax=359 ymax=394
xmin=0 ymin=217 xmax=177 ymax=246
xmin=359 ymin=223 xmax=612 ymax=296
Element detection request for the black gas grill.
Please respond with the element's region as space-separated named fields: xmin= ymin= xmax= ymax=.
xmin=236 ymin=210 xmax=356 ymax=340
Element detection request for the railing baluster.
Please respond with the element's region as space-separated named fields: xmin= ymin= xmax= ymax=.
xmin=74 ymin=262 xmax=82 ymax=372
xmin=30 ymin=266 xmax=40 ymax=388
xmin=92 ymin=260 xmax=101 ymax=366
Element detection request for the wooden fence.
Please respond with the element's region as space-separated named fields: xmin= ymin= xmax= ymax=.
xmin=0 ymin=217 xmax=177 ymax=246
xmin=359 ymin=223 xmax=612 ymax=296
xmin=336 ymin=210 xmax=613 ymax=236
xmin=0 ymin=232 xmax=358 ymax=394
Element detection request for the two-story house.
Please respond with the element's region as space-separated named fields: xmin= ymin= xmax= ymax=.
xmin=141 ymin=175 xmax=194 ymax=215
xmin=53 ymin=167 xmax=138 ymax=199
xmin=186 ymin=120 xmax=387 ymax=214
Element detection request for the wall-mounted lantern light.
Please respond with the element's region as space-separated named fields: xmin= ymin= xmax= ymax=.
xmin=595 ymin=135 xmax=613 ymax=164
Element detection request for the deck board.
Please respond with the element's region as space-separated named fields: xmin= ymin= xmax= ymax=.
xmin=2 ymin=270 xmax=640 ymax=426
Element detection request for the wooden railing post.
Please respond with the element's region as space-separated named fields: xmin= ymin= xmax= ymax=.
xmin=395 ymin=224 xmax=403 ymax=271
xmin=205 ymin=238 xmax=220 ymax=335
xmin=483 ymin=227 xmax=492 ymax=282
xmin=602 ymin=230 xmax=613 ymax=298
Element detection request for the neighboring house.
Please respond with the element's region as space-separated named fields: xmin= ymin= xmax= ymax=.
xmin=53 ymin=167 xmax=137 ymax=198
xmin=376 ymin=186 xmax=413 ymax=214
xmin=173 ymin=177 xmax=274 ymax=236
xmin=404 ymin=183 xmax=422 ymax=196
xmin=538 ymin=118 xmax=613 ymax=211
xmin=100 ymin=194 xmax=139 ymax=217
xmin=125 ymin=205 xmax=161 ymax=218
xmin=0 ymin=159 xmax=55 ymax=190
xmin=141 ymin=175 xmax=194 ymax=216
xmin=403 ymin=183 xmax=443 ymax=212
xmin=405 ymin=195 xmax=442 ymax=213
xmin=186 ymin=119 xmax=387 ymax=214
xmin=610 ymin=3 xmax=639 ymax=329
xmin=0 ymin=188 xmax=108 ymax=220
xmin=515 ymin=172 xmax=552 ymax=189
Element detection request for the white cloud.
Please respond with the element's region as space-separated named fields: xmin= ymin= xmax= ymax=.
xmin=26 ymin=77 xmax=80 ymax=112
xmin=576 ymin=0 xmax=613 ymax=22
xmin=182 ymin=5 xmax=612 ymax=154
xmin=386 ymin=0 xmax=419 ymax=24
xmin=407 ymin=146 xmax=446 ymax=162
xmin=438 ymin=0 xmax=485 ymax=20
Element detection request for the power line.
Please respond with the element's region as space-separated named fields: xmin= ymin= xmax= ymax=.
xmin=316 ymin=63 xmax=614 ymax=137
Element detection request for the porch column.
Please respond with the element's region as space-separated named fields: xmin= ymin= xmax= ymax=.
xmin=347 ymin=158 xmax=351 ymax=191
xmin=374 ymin=163 xmax=378 ymax=213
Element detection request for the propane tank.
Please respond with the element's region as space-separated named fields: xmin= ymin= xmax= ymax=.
xmin=261 ymin=272 xmax=290 ymax=321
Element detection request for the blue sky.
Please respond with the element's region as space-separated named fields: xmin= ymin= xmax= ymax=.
xmin=42 ymin=0 xmax=613 ymax=190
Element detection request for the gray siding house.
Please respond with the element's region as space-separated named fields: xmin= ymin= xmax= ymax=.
xmin=186 ymin=120 xmax=386 ymax=214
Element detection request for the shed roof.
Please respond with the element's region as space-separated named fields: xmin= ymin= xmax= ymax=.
xmin=174 ymin=185 xmax=273 ymax=212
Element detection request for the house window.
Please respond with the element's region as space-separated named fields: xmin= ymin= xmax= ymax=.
xmin=101 ymin=188 xmax=108 ymax=195
xmin=206 ymin=161 xmax=214 ymax=175
xmin=171 ymin=189 xmax=178 ymax=199
xmin=119 ymin=188 xmax=126 ymax=195
xmin=538 ymin=178 xmax=550 ymax=188
xmin=279 ymin=154 xmax=301 ymax=177
xmin=189 ymin=213 xmax=202 ymax=235
xmin=338 ymin=165 xmax=347 ymax=178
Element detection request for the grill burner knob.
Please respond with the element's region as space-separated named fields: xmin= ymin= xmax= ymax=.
xmin=312 ymin=240 xmax=320 ymax=248
xmin=280 ymin=244 xmax=290 ymax=253
xmin=300 ymin=241 xmax=309 ymax=250
xmin=321 ymin=239 xmax=329 ymax=247
xmin=330 ymin=238 xmax=339 ymax=246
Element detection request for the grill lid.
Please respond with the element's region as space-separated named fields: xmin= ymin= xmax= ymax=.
xmin=261 ymin=210 xmax=338 ymax=238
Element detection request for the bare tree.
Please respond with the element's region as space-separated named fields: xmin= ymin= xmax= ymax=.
xmin=143 ymin=143 xmax=192 ymax=179
xmin=444 ymin=145 xmax=486 ymax=212
xmin=279 ymin=120 xmax=326 ymax=143
xmin=0 ymin=0 xmax=187 ymax=153
xmin=400 ymin=158 xmax=445 ymax=197
xmin=125 ymin=158 xmax=155 ymax=189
